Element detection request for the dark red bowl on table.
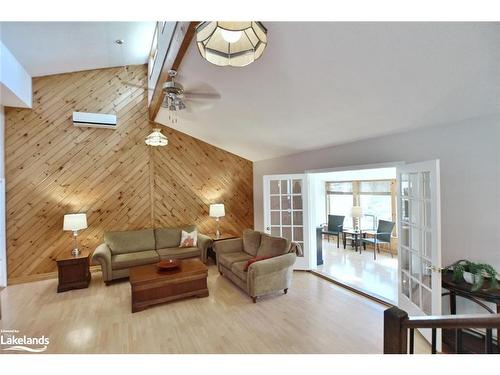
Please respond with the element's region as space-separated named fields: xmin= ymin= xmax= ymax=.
xmin=157 ymin=259 xmax=180 ymax=271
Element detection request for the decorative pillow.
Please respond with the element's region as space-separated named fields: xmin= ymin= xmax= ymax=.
xmin=179 ymin=230 xmax=198 ymax=247
xmin=244 ymin=255 xmax=272 ymax=271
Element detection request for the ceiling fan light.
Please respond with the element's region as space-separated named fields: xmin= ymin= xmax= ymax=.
xmin=161 ymin=96 xmax=169 ymax=108
xmin=145 ymin=128 xmax=168 ymax=147
xmin=196 ymin=21 xmax=267 ymax=67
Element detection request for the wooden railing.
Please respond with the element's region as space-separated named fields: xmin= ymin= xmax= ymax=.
xmin=384 ymin=306 xmax=500 ymax=354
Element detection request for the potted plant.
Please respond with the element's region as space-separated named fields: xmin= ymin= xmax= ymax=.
xmin=445 ymin=260 xmax=499 ymax=292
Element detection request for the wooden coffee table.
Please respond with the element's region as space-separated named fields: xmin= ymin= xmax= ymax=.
xmin=129 ymin=258 xmax=209 ymax=313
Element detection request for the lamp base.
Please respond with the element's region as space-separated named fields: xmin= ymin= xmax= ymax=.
xmin=215 ymin=217 xmax=221 ymax=239
xmin=71 ymin=248 xmax=80 ymax=257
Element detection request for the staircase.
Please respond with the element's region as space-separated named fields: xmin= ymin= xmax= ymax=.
xmin=384 ymin=306 xmax=500 ymax=354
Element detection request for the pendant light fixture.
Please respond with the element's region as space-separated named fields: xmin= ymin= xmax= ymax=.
xmin=145 ymin=128 xmax=168 ymax=147
xmin=196 ymin=22 xmax=267 ymax=67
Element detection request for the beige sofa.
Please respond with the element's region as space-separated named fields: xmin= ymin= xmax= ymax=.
xmin=214 ymin=229 xmax=297 ymax=302
xmin=92 ymin=226 xmax=212 ymax=284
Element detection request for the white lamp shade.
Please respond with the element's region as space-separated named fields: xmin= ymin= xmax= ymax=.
xmin=351 ymin=206 xmax=363 ymax=218
xmin=209 ymin=204 xmax=225 ymax=218
xmin=63 ymin=213 xmax=88 ymax=231
xmin=196 ymin=22 xmax=267 ymax=67
xmin=145 ymin=128 xmax=168 ymax=147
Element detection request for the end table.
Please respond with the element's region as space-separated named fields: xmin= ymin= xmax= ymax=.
xmin=207 ymin=233 xmax=239 ymax=264
xmin=342 ymin=228 xmax=364 ymax=253
xmin=56 ymin=251 xmax=91 ymax=293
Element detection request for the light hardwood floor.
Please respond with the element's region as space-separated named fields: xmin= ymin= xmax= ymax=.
xmin=0 ymin=265 xmax=429 ymax=354
xmin=316 ymin=240 xmax=398 ymax=303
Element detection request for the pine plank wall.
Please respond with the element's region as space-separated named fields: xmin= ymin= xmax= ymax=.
xmin=4 ymin=65 xmax=253 ymax=284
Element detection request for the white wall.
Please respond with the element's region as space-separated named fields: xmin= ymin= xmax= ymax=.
xmin=254 ymin=118 xmax=500 ymax=271
xmin=0 ymin=41 xmax=32 ymax=108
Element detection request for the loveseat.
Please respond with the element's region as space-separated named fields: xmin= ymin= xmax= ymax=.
xmin=92 ymin=226 xmax=212 ymax=284
xmin=214 ymin=229 xmax=298 ymax=302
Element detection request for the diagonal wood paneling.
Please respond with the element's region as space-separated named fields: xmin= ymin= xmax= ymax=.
xmin=152 ymin=126 xmax=253 ymax=235
xmin=5 ymin=65 xmax=253 ymax=284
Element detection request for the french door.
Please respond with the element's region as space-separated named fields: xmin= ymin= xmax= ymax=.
xmin=397 ymin=160 xmax=441 ymax=347
xmin=263 ymin=174 xmax=309 ymax=270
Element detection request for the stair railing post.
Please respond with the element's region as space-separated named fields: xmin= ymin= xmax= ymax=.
xmin=384 ymin=307 xmax=409 ymax=354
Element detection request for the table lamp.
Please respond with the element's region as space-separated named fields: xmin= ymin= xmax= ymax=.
xmin=351 ymin=206 xmax=363 ymax=231
xmin=63 ymin=213 xmax=88 ymax=256
xmin=209 ymin=204 xmax=225 ymax=239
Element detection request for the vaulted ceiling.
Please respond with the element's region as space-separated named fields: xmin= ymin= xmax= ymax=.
xmin=2 ymin=22 xmax=499 ymax=162
xmin=0 ymin=22 xmax=157 ymax=76
xmin=156 ymin=22 xmax=500 ymax=161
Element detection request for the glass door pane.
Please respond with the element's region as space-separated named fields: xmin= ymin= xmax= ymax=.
xmin=397 ymin=160 xmax=441 ymax=349
xmin=264 ymin=174 xmax=308 ymax=270
xmin=266 ymin=176 xmax=305 ymax=251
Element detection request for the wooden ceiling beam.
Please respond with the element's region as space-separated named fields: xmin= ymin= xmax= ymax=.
xmin=148 ymin=21 xmax=198 ymax=121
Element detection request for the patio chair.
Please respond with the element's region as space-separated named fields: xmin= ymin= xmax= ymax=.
xmin=361 ymin=219 xmax=395 ymax=260
xmin=323 ymin=215 xmax=345 ymax=248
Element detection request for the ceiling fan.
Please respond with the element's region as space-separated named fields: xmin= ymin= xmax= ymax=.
xmin=161 ymin=70 xmax=220 ymax=112
xmin=121 ymin=69 xmax=221 ymax=119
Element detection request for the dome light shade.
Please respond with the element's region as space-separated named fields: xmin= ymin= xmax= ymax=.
xmin=196 ymin=22 xmax=267 ymax=67
xmin=145 ymin=128 xmax=168 ymax=147
xmin=221 ymin=29 xmax=243 ymax=43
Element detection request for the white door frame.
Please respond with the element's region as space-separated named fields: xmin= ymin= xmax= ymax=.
xmin=263 ymin=174 xmax=310 ymax=270
xmin=305 ymin=161 xmax=405 ymax=174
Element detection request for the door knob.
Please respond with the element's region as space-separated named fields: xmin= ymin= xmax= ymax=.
xmin=425 ymin=265 xmax=443 ymax=273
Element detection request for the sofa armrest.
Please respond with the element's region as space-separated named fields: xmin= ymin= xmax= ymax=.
xmin=213 ymin=238 xmax=243 ymax=254
xmin=247 ymin=253 xmax=296 ymax=298
xmin=248 ymin=253 xmax=296 ymax=276
xmin=197 ymin=233 xmax=213 ymax=263
xmin=92 ymin=243 xmax=112 ymax=282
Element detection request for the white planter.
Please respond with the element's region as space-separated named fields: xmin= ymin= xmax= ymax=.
xmin=463 ymin=271 xmax=477 ymax=285
xmin=462 ymin=271 xmax=500 ymax=285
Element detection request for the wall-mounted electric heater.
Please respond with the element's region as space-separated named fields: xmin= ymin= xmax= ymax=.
xmin=72 ymin=112 xmax=117 ymax=129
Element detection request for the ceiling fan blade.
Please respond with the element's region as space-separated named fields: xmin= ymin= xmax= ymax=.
xmin=182 ymin=99 xmax=216 ymax=113
xmin=183 ymin=92 xmax=221 ymax=100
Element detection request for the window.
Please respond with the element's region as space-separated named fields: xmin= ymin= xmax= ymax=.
xmin=326 ymin=179 xmax=396 ymax=233
xmin=148 ymin=23 xmax=159 ymax=78
xmin=359 ymin=180 xmax=394 ymax=230
xmin=325 ymin=182 xmax=353 ymax=227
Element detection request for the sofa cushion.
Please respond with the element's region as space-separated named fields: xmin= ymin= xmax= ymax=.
xmin=256 ymin=234 xmax=289 ymax=258
xmin=242 ymin=229 xmax=261 ymax=256
xmin=157 ymin=246 xmax=200 ymax=260
xmin=155 ymin=225 xmax=196 ymax=249
xmin=218 ymin=251 xmax=253 ymax=270
xmin=111 ymin=250 xmax=159 ymax=270
xmin=104 ymin=229 xmax=155 ymax=254
xmin=231 ymin=261 xmax=248 ymax=281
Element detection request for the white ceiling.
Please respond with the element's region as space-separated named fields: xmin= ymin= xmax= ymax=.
xmin=0 ymin=22 xmax=156 ymax=76
xmin=156 ymin=22 xmax=500 ymax=161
